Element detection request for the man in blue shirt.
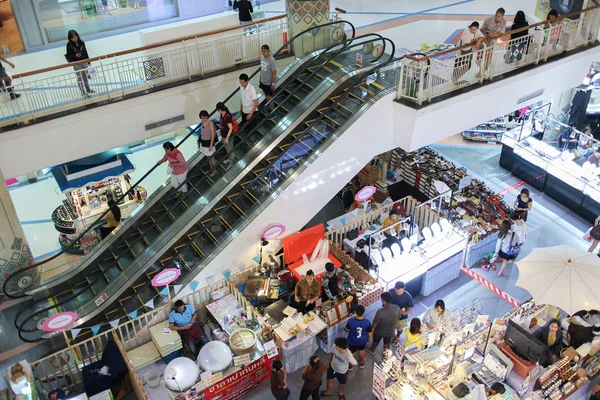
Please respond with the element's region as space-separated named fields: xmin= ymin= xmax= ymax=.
xmin=344 ymin=304 xmax=372 ymax=369
xmin=558 ymin=123 xmax=579 ymax=153
xmin=168 ymin=300 xmax=208 ymax=355
xmin=388 ymin=281 xmax=413 ymax=347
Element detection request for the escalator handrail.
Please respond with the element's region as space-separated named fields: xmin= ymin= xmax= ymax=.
xmin=3 ymin=19 xmax=356 ymax=299
xmin=14 ymin=34 xmax=391 ymax=337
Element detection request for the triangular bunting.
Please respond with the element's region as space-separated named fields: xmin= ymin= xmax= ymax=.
xmin=340 ymin=217 xmax=346 ymax=225
xmin=351 ymin=208 xmax=359 ymax=217
xmin=252 ymin=255 xmax=260 ymax=264
xmin=237 ymin=264 xmax=246 ymax=272
xmin=110 ymin=319 xmax=120 ymax=330
xmin=91 ymin=325 xmax=101 ymax=336
xmin=71 ymin=329 xmax=82 ymax=340
xmin=128 ymin=310 xmax=138 ymax=320
xmin=160 ymin=287 xmax=169 ymax=296
xmin=173 ymin=285 xmax=183 ymax=294
xmin=190 ymin=281 xmax=199 ymax=292
xmin=145 ymin=299 xmax=155 ymax=309
xmin=205 ymin=275 xmax=215 ymax=287
xmin=223 ymin=270 xmax=231 ymax=280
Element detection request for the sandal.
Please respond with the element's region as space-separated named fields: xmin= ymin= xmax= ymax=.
xmin=340 ymin=395 xmax=346 ymax=400
xmin=491 ymin=265 xmax=497 ymax=271
xmin=320 ymin=391 xmax=332 ymax=397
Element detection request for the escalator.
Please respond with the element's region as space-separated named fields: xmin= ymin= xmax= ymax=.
xmin=11 ymin=30 xmax=400 ymax=342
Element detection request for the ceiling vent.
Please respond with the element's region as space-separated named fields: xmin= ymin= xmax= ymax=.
xmin=517 ymin=89 xmax=544 ymax=105
xmin=144 ymin=114 xmax=185 ymax=131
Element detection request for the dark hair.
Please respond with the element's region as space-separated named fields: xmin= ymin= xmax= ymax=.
xmin=491 ymin=383 xmax=506 ymax=394
xmin=334 ymin=337 xmax=349 ymax=350
xmin=239 ymin=73 xmax=249 ymax=82
xmin=216 ymin=102 xmax=229 ymax=113
xmin=468 ymin=21 xmax=480 ymax=28
xmin=325 ymin=262 xmax=335 ymax=272
xmin=309 ymin=355 xmax=321 ymax=369
xmin=394 ymin=281 xmax=405 ymax=290
xmin=355 ymin=304 xmax=365 ymax=316
xmin=548 ymin=318 xmax=561 ymax=329
xmin=520 ymin=188 xmax=530 ymax=197
xmin=547 ymin=9 xmax=559 ymax=18
xmin=514 ymin=10 xmax=527 ymax=26
xmin=107 ymin=198 xmax=121 ymax=222
xmin=434 ymin=299 xmax=445 ymax=311
xmin=510 ymin=212 xmax=521 ymax=221
xmin=199 ymin=110 xmax=209 ymax=118
xmin=261 ymin=44 xmax=270 ymax=50
xmin=496 ymin=7 xmax=505 ymax=15
xmin=174 ymin=300 xmax=185 ymax=308
xmin=272 ymin=360 xmax=283 ymax=371
xmin=306 ymin=269 xmax=314 ymax=277
xmin=67 ymin=30 xmax=81 ymax=43
xmin=389 ymin=210 xmax=398 ymax=216
xmin=409 ymin=318 xmax=422 ymax=335
xmin=381 ymin=291 xmax=392 ymax=304
xmin=498 ymin=219 xmax=512 ymax=239
xmin=163 ymin=141 xmax=175 ymax=151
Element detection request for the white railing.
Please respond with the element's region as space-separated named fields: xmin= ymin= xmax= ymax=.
xmin=397 ymin=7 xmax=600 ymax=105
xmin=0 ymin=16 xmax=289 ymax=128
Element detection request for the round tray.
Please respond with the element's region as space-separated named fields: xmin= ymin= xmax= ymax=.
xmin=197 ymin=341 xmax=233 ymax=373
xmin=229 ymin=328 xmax=257 ymax=355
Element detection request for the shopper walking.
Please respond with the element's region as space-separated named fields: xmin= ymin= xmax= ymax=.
xmin=493 ymin=220 xmax=519 ymax=277
xmin=239 ymin=73 xmax=259 ymax=135
xmin=300 ymin=355 xmax=327 ymax=400
xmin=508 ymin=11 xmax=529 ymax=64
xmin=233 ymin=0 xmax=253 ymax=25
xmin=403 ymin=318 xmax=425 ymax=349
xmin=510 ymin=212 xmax=527 ymax=247
xmin=367 ymin=292 xmax=401 ymax=356
xmin=66 ymin=30 xmax=94 ymax=97
xmin=388 ymin=281 xmax=413 ymax=347
xmin=260 ymin=44 xmax=277 ymax=106
xmin=513 ymin=188 xmax=533 ymax=221
xmin=586 ymin=215 xmax=600 ymax=254
xmin=452 ymin=22 xmax=485 ymax=84
xmin=344 ymin=304 xmax=372 ymax=369
xmin=158 ymin=142 xmax=188 ymax=196
xmin=0 ymin=55 xmax=20 ymax=100
xmin=322 ymin=337 xmax=357 ymax=400
xmin=423 ymin=299 xmax=449 ymax=329
xmin=99 ymin=198 xmax=121 ymax=239
xmin=198 ymin=110 xmax=218 ymax=176
xmin=216 ymin=102 xmax=238 ymax=165
xmin=270 ymin=360 xmax=290 ymax=400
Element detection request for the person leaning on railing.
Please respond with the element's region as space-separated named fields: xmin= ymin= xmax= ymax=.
xmin=543 ymin=9 xmax=563 ymax=50
xmin=480 ymin=8 xmax=507 ymax=73
xmin=507 ymin=10 xmax=530 ymax=64
xmin=452 ymin=21 xmax=485 ymax=84
xmin=65 ymin=30 xmax=95 ymax=98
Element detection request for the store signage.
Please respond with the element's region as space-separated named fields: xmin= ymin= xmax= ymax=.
xmin=233 ymin=354 xmax=251 ymax=366
xmin=95 ymin=293 xmax=108 ymax=306
xmin=261 ymin=224 xmax=286 ymax=240
xmin=355 ymin=186 xmax=376 ymax=202
xmin=372 ymin=362 xmax=386 ymax=400
xmin=151 ymin=268 xmax=181 ymax=287
xmin=204 ymin=355 xmax=271 ymax=400
xmin=356 ymin=52 xmax=363 ymax=67
xmin=458 ymin=175 xmax=472 ymax=190
xmin=42 ymin=312 xmax=78 ymax=332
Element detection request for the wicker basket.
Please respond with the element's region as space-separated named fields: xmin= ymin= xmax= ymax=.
xmin=229 ymin=328 xmax=257 ymax=355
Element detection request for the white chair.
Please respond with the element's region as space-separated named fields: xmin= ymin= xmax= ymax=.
xmin=390 ymin=243 xmax=402 ymax=258
xmin=401 ymin=238 xmax=412 ymax=254
xmin=440 ymin=218 xmax=452 ymax=232
xmin=370 ymin=249 xmax=384 ymax=266
xmin=431 ymin=222 xmax=442 ymax=237
xmin=381 ymin=247 xmax=393 ymax=263
xmin=422 ymin=227 xmax=434 ymax=242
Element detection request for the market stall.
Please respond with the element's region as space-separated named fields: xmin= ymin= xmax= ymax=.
xmin=462 ymin=115 xmax=518 ymax=143
xmin=49 ymin=147 xmax=147 ymax=253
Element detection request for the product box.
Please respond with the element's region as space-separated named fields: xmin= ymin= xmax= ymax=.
xmin=358 ymin=165 xmax=380 ymax=185
xmin=90 ymin=389 xmax=114 ymax=400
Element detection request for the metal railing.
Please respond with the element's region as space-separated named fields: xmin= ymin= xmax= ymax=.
xmin=0 ymin=15 xmax=289 ymax=128
xmin=396 ymin=5 xmax=600 ymax=105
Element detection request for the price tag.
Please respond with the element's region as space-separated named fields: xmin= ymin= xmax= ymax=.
xmin=264 ymin=340 xmax=279 ymax=359
xmin=200 ymin=371 xmax=212 ymax=381
xmin=234 ymin=354 xmax=251 ymax=366
xmin=163 ymin=325 xmax=171 ymax=334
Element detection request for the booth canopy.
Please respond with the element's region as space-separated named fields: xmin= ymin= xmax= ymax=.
xmin=49 ymin=147 xmax=134 ymax=193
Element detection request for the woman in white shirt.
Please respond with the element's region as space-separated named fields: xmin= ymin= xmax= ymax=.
xmin=510 ymin=212 xmax=526 ymax=246
xmin=452 ymin=21 xmax=485 ymax=83
xmin=494 ymin=220 xmax=519 ymax=277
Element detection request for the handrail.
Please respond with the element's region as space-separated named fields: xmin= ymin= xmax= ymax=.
xmin=10 ymin=14 xmax=287 ymax=79
xmin=15 ymin=34 xmax=391 ymax=341
xmin=404 ymin=2 xmax=600 ymax=62
xmin=3 ymin=19 xmax=356 ymax=300
xmin=335 ymin=7 xmax=347 ymax=14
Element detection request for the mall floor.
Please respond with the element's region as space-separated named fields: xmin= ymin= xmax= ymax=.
xmin=0 ymin=0 xmax=589 ymax=393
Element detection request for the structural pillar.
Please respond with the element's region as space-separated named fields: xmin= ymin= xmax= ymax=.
xmin=285 ymin=0 xmax=332 ymax=54
xmin=0 ymin=170 xmax=37 ymax=300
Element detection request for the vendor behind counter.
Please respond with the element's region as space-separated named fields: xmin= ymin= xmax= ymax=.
xmin=321 ymin=262 xmax=354 ymax=302
xmin=294 ymin=269 xmax=321 ymax=314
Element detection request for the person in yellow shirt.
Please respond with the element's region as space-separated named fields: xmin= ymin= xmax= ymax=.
xmin=403 ymin=318 xmax=426 ymax=349
xmin=99 ymin=198 xmax=122 ymax=239
xmin=382 ymin=210 xmax=403 ymax=250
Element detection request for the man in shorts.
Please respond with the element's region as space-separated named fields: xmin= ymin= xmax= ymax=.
xmin=322 ymin=337 xmax=357 ymax=400
xmin=344 ymin=304 xmax=372 ymax=369
xmin=367 ymin=292 xmax=400 ymax=355
xmin=388 ymin=281 xmax=413 ymax=347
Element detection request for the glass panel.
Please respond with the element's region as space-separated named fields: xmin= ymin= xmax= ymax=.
xmin=38 ymin=0 xmax=179 ymax=43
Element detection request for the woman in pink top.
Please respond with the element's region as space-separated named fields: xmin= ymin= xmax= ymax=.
xmin=158 ymin=142 xmax=188 ymax=196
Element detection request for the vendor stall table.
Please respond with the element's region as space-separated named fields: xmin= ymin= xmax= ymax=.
xmin=317 ymin=300 xmax=379 ymax=352
xmin=205 ymin=294 xmax=244 ymax=334
xmin=149 ymin=322 xmax=182 ymax=359
xmin=280 ymin=332 xmax=319 ymax=373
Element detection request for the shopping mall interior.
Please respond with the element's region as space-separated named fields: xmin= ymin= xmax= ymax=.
xmin=1 ymin=0 xmax=600 ymax=399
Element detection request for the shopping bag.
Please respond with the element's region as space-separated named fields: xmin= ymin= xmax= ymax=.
xmin=167 ymin=165 xmax=173 ymax=175
xmin=87 ymin=67 xmax=98 ymax=80
xmin=583 ymin=227 xmax=593 ymax=242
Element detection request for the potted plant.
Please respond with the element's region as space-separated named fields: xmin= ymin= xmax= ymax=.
xmin=119 ymin=0 xmax=128 ymax=7
xmin=85 ymin=1 xmax=95 ymax=17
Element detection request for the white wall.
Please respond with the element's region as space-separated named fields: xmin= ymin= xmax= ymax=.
xmin=0 ymin=57 xmax=293 ymax=179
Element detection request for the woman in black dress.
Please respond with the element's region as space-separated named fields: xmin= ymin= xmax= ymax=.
xmin=514 ymin=188 xmax=533 ymax=221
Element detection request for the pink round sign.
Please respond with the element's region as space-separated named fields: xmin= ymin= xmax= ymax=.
xmin=151 ymin=268 xmax=181 ymax=287
xmin=355 ymin=186 xmax=376 ymax=202
xmin=261 ymin=224 xmax=286 ymax=240
xmin=42 ymin=312 xmax=78 ymax=332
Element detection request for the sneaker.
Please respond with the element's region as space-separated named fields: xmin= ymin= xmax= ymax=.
xmin=10 ymin=93 xmax=21 ymax=100
xmin=348 ymin=364 xmax=354 ymax=371
xmin=359 ymin=362 xmax=365 ymax=369
xmin=366 ymin=348 xmax=376 ymax=356
xmin=87 ymin=89 xmax=95 ymax=94
xmin=223 ymin=159 xmax=231 ymax=165
xmin=391 ymin=339 xmax=400 ymax=347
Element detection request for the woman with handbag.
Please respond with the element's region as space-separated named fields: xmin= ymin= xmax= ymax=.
xmin=494 ymin=219 xmax=519 ymax=277
xmin=65 ymin=30 xmax=94 ymax=97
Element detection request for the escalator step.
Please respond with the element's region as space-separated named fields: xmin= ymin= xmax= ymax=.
xmin=128 ymin=240 xmax=147 ymax=258
xmin=177 ymin=246 xmax=201 ymax=268
xmin=142 ymin=227 xmax=161 ymax=244
xmin=104 ymin=266 xmax=121 ymax=282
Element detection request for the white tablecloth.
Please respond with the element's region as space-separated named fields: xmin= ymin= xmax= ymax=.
xmin=465 ymin=234 xmax=497 ymax=267
xmin=317 ymin=301 xmax=380 ymax=352
xmin=281 ymin=333 xmax=319 ymax=373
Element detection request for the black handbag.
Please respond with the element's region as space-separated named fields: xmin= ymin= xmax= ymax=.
xmin=346 ymin=228 xmax=358 ymax=241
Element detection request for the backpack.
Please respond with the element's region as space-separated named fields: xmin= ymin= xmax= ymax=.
xmin=229 ymin=114 xmax=239 ymax=134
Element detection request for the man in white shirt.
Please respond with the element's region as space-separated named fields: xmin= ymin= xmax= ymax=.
xmin=423 ymin=299 xmax=450 ymax=329
xmin=239 ymin=73 xmax=259 ymax=133
xmin=452 ymin=21 xmax=485 ymax=84
xmin=480 ymin=8 xmax=507 ymax=71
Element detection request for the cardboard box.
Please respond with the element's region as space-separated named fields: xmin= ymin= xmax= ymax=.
xmin=358 ymin=165 xmax=380 ymax=185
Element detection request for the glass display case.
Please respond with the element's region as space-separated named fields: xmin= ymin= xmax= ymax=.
xmin=513 ymin=137 xmax=559 ymax=169
xmin=547 ymin=158 xmax=588 ymax=191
